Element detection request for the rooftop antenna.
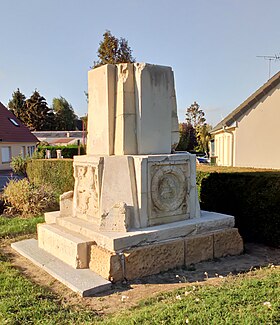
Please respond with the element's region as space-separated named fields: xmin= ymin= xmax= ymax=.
xmin=257 ymin=54 xmax=280 ymax=78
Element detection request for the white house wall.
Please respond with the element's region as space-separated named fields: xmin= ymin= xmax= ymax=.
xmin=235 ymin=84 xmax=280 ymax=169
xmin=214 ymin=131 xmax=235 ymax=166
xmin=0 ymin=142 xmax=36 ymax=171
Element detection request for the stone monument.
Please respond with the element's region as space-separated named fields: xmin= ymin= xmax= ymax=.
xmin=12 ymin=63 xmax=243 ymax=295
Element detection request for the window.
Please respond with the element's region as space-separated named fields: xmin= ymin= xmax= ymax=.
xmin=27 ymin=146 xmax=35 ymax=157
xmin=8 ymin=118 xmax=20 ymax=127
xmin=210 ymin=139 xmax=215 ymax=156
xmin=21 ymin=146 xmax=26 ymax=157
xmin=1 ymin=147 xmax=11 ymax=163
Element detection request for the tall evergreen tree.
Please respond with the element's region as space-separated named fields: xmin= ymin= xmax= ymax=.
xmin=93 ymin=30 xmax=135 ymax=68
xmin=25 ymin=90 xmax=54 ymax=130
xmin=52 ymin=97 xmax=77 ymax=130
xmin=8 ymin=89 xmax=27 ymax=122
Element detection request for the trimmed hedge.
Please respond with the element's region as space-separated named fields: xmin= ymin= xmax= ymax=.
xmin=197 ymin=168 xmax=280 ymax=247
xmin=26 ymin=159 xmax=74 ymax=197
xmin=37 ymin=145 xmax=86 ymax=159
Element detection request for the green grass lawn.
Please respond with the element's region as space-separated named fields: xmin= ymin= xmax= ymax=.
xmin=105 ymin=267 xmax=280 ymax=324
xmin=0 ymin=215 xmax=279 ymax=324
xmin=0 ymin=215 xmax=44 ymax=239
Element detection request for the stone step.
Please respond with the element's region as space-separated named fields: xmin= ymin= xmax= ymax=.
xmin=37 ymin=223 xmax=94 ymax=269
xmin=57 ymin=216 xmax=102 ymax=238
xmin=11 ymin=239 xmax=111 ymax=297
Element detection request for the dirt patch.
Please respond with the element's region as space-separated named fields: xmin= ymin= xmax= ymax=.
xmin=1 ymin=238 xmax=280 ymax=316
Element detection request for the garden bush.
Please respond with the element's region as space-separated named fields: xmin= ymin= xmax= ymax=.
xmin=197 ymin=168 xmax=280 ymax=247
xmin=2 ymin=179 xmax=57 ymax=217
xmin=10 ymin=155 xmax=30 ymax=176
xmin=37 ymin=145 xmax=86 ymax=159
xmin=26 ymin=159 xmax=74 ymax=197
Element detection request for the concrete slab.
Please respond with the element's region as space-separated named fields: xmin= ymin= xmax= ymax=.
xmin=11 ymin=239 xmax=112 ymax=297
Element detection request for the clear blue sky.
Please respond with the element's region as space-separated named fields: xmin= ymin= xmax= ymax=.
xmin=1 ymin=0 xmax=280 ymax=126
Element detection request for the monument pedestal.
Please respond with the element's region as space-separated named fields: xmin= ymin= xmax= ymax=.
xmin=12 ymin=63 xmax=243 ymax=294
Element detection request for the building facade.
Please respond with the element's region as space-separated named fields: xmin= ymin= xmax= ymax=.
xmin=0 ymin=102 xmax=38 ymax=170
xmin=210 ymin=71 xmax=280 ymax=169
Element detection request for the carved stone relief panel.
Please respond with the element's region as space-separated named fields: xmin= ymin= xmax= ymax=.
xmin=148 ymin=160 xmax=189 ymax=225
xmin=74 ymin=164 xmax=99 ymax=221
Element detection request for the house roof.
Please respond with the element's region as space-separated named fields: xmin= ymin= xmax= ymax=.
xmin=49 ymin=138 xmax=73 ymax=144
xmin=0 ymin=102 xmax=38 ymax=143
xmin=211 ymin=71 xmax=280 ymax=133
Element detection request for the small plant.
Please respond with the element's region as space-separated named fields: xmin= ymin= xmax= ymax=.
xmin=2 ymin=179 xmax=58 ymax=217
xmin=10 ymin=155 xmax=30 ymax=175
xmin=32 ymin=149 xmax=45 ymax=159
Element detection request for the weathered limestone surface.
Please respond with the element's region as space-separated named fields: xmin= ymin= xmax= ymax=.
xmin=38 ymin=223 xmax=93 ymax=269
xmin=89 ymin=239 xmax=184 ymax=282
xmin=71 ymin=153 xmax=200 ymax=229
xmin=60 ymin=191 xmax=73 ymax=217
xmin=86 ymin=63 xmax=179 ymax=156
xmin=87 ymin=64 xmax=115 ymax=155
xmin=89 ymin=245 xmax=123 ymax=282
xmin=87 ymin=228 xmax=243 ymax=281
xmin=213 ymin=228 xmax=243 ymax=258
xmin=124 ymin=239 xmax=184 ymax=280
xmin=185 ymin=234 xmax=214 ymax=265
xmin=44 ymin=211 xmax=235 ymax=252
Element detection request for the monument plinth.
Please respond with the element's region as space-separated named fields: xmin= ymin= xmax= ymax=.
xmin=12 ymin=63 xmax=243 ymax=295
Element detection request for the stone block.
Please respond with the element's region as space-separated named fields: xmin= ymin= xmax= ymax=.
xmin=89 ymin=245 xmax=123 ymax=282
xmin=99 ymin=202 xmax=131 ymax=232
xmin=100 ymin=156 xmax=138 ymax=225
xmin=89 ymin=239 xmax=184 ymax=282
xmin=44 ymin=211 xmax=60 ymax=224
xmin=37 ymin=224 xmax=93 ymax=269
xmin=185 ymin=234 xmax=213 ymax=265
xmin=147 ymin=155 xmax=190 ymax=226
xmin=87 ymin=64 xmax=116 ymax=155
xmin=124 ymin=239 xmax=184 ymax=280
xmin=60 ymin=190 xmax=73 ymax=217
xmin=134 ymin=63 xmax=176 ymax=154
xmin=114 ymin=63 xmax=137 ymax=155
xmin=213 ymin=228 xmax=243 ymax=258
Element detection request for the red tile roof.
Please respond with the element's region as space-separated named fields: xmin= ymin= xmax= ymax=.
xmin=0 ymin=102 xmax=38 ymax=143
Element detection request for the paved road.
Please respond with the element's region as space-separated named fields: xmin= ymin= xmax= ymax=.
xmin=0 ymin=171 xmax=23 ymax=191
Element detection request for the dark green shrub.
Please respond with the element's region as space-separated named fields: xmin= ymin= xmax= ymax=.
xmin=26 ymin=159 xmax=74 ymax=197
xmin=37 ymin=145 xmax=86 ymax=159
xmin=197 ymin=170 xmax=280 ymax=247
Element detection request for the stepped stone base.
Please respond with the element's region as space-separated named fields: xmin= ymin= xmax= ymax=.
xmin=31 ymin=210 xmax=243 ymax=283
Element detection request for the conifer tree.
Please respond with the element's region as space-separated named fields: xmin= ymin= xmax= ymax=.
xmin=93 ymin=30 xmax=135 ymax=68
xmin=8 ymin=89 xmax=27 ymax=122
xmin=25 ymin=90 xmax=54 ymax=130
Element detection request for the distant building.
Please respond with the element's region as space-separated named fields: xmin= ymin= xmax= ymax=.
xmin=32 ymin=131 xmax=87 ymax=146
xmin=0 ymin=102 xmax=38 ymax=170
xmin=210 ymin=71 xmax=280 ymax=168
